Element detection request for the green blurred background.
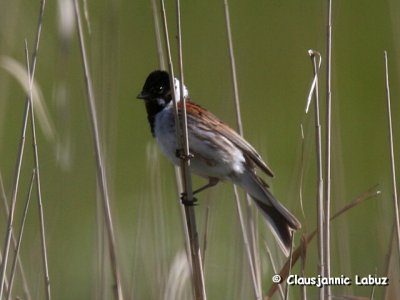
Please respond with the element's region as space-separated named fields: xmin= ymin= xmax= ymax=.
xmin=0 ymin=0 xmax=399 ymax=299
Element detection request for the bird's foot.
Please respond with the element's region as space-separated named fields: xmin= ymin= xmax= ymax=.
xmin=175 ymin=148 xmax=194 ymax=161
xmin=180 ymin=192 xmax=198 ymax=206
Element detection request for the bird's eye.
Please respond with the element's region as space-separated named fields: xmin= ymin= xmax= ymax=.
xmin=150 ymin=86 xmax=164 ymax=95
xmin=157 ymin=86 xmax=165 ymax=94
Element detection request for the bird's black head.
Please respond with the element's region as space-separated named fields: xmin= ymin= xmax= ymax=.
xmin=137 ymin=70 xmax=172 ymax=102
xmin=137 ymin=70 xmax=172 ymax=136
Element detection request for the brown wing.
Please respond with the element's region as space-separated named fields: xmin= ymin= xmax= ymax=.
xmin=180 ymin=101 xmax=275 ymax=177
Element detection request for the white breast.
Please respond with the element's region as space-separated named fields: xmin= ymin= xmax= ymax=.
xmin=154 ymin=104 xmax=181 ymax=165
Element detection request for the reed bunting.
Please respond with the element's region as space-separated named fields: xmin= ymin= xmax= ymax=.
xmin=137 ymin=70 xmax=301 ymax=256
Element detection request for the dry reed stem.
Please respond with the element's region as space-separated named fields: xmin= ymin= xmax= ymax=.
xmin=72 ymin=0 xmax=124 ymax=298
xmin=146 ymin=145 xmax=169 ymax=299
xmin=324 ymin=0 xmax=333 ymax=299
xmin=95 ymin=189 xmax=106 ymax=300
xmin=175 ymin=0 xmax=193 ymax=202
xmin=233 ymin=187 xmax=261 ymax=298
xmin=283 ymin=235 xmax=295 ymax=300
xmin=369 ymin=276 xmax=376 ymax=300
xmin=300 ymin=235 xmax=308 ymax=300
xmin=265 ymin=244 xmax=284 ymax=300
xmin=6 ymin=170 xmax=35 ymax=300
xmin=201 ymin=206 xmax=211 ymax=271
xmin=149 ymin=0 xmax=192 ymax=275
xmin=265 ymin=185 xmax=380 ymax=299
xmin=151 ymin=0 xmax=166 ymax=70
xmin=0 ymin=98 xmax=29 ymax=300
xmin=223 ymin=0 xmax=242 ymax=135
xmin=177 ymin=0 xmax=207 ymax=297
xmin=383 ymin=223 xmax=395 ymax=300
xmin=298 ymin=124 xmax=307 ymax=219
xmin=0 ymin=255 xmax=9 ymax=296
xmin=25 ymin=38 xmax=51 ymax=300
xmin=223 ymin=0 xmax=262 ymax=298
xmin=0 ymin=0 xmax=47 ymax=297
xmin=159 ymin=0 xmax=206 ymax=298
xmin=383 ymin=51 xmax=400 ymax=271
xmin=0 ymin=173 xmax=32 ymax=299
xmin=309 ymin=49 xmax=325 ymax=300
xmin=150 ymin=0 xmax=188 ymax=238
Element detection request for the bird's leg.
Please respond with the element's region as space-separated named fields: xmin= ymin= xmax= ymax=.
xmin=175 ymin=148 xmax=196 ymax=206
xmin=193 ymin=177 xmax=219 ymax=195
xmin=180 ymin=178 xmax=219 ymax=206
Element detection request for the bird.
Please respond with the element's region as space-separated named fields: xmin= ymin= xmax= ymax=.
xmin=137 ymin=70 xmax=301 ymax=256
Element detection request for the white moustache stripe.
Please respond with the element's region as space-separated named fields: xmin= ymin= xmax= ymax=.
xmin=173 ymin=78 xmax=189 ymax=100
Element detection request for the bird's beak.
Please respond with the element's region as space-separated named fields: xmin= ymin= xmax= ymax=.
xmin=137 ymin=91 xmax=150 ymax=100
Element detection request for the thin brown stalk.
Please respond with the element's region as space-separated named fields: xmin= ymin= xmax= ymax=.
xmin=25 ymin=38 xmax=51 ymax=300
xmin=150 ymin=0 xmax=192 ymax=267
xmin=150 ymin=0 xmax=187 ymax=241
xmin=383 ymin=51 xmax=400 ymax=270
xmin=72 ymin=0 xmax=124 ymax=299
xmin=151 ymin=0 xmax=166 ymax=70
xmin=6 ymin=170 xmax=35 ymax=300
xmin=175 ymin=0 xmax=193 ymax=205
xmin=265 ymin=244 xmax=284 ymax=300
xmin=309 ymin=49 xmax=325 ymax=300
xmin=0 ymin=174 xmax=32 ymax=299
xmin=201 ymin=206 xmax=211 ymax=271
xmin=177 ymin=3 xmax=207 ymax=299
xmin=95 ymin=188 xmax=106 ymax=300
xmin=143 ymin=146 xmax=169 ymax=299
xmin=0 ymin=254 xmax=9 ymax=297
xmin=0 ymin=115 xmax=28 ymax=300
xmin=283 ymin=234 xmax=294 ymax=300
xmin=233 ymin=187 xmax=261 ymax=298
xmin=265 ymin=185 xmax=380 ymax=299
xmin=383 ymin=223 xmax=395 ymax=300
xmin=223 ymin=0 xmax=261 ymax=298
xmin=223 ymin=0 xmax=242 ymax=135
xmin=0 ymin=0 xmax=47 ymax=297
xmin=299 ymin=124 xmax=306 ymax=218
xmin=369 ymin=273 xmax=376 ymax=300
xmin=300 ymin=235 xmax=308 ymax=300
xmin=150 ymin=1 xmax=185 ymax=294
xmin=173 ymin=168 xmax=192 ymax=265
xmin=159 ymin=0 xmax=206 ymax=298
xmin=324 ymin=0 xmax=333 ymax=299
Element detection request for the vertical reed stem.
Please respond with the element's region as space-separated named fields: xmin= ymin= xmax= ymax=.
xmin=0 ymin=169 xmax=32 ymax=299
xmin=324 ymin=0 xmax=333 ymax=298
xmin=6 ymin=170 xmax=35 ymax=300
xmin=25 ymin=37 xmax=52 ymax=300
xmin=159 ymin=0 xmax=206 ymax=298
xmin=0 ymin=0 xmax=47 ymax=297
xmin=223 ymin=0 xmax=261 ymax=298
xmin=309 ymin=50 xmax=325 ymax=300
xmin=73 ymin=0 xmax=124 ymax=298
xmin=150 ymin=0 xmax=166 ymax=70
xmin=150 ymin=0 xmax=192 ymax=276
xmin=383 ymin=51 xmax=400 ymax=271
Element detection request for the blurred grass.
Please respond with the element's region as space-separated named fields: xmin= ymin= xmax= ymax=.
xmin=0 ymin=0 xmax=399 ymax=299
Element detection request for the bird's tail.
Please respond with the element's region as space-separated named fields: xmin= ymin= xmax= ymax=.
xmin=235 ymin=170 xmax=301 ymax=256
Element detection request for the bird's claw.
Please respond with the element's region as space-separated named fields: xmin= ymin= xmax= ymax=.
xmin=180 ymin=192 xmax=198 ymax=206
xmin=175 ymin=149 xmax=194 ymax=161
